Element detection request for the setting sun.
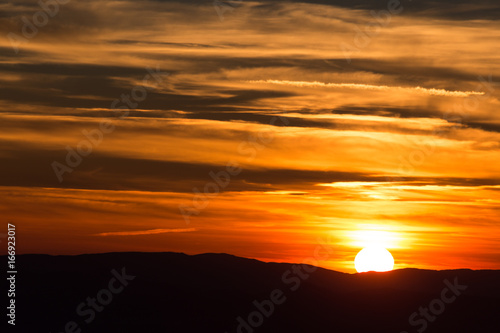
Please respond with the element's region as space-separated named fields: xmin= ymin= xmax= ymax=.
xmin=354 ymin=247 xmax=395 ymax=273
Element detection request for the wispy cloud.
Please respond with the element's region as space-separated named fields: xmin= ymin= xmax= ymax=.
xmin=247 ymin=80 xmax=485 ymax=97
xmin=95 ymin=228 xmax=197 ymax=236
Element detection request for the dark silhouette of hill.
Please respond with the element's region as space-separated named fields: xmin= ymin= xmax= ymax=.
xmin=4 ymin=252 xmax=500 ymax=332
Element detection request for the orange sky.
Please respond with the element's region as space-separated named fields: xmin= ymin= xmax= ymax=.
xmin=0 ymin=0 xmax=499 ymax=273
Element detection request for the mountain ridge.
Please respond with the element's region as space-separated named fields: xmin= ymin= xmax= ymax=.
xmin=4 ymin=252 xmax=500 ymax=332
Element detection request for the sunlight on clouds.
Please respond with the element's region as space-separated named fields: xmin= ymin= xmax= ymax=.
xmin=248 ymin=80 xmax=485 ymax=97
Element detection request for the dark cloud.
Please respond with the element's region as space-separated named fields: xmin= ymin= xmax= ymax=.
xmin=0 ymin=140 xmax=498 ymax=193
xmin=465 ymin=121 xmax=500 ymax=134
xmin=279 ymin=0 xmax=500 ymax=20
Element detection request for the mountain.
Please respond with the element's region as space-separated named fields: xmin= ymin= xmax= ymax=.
xmin=4 ymin=252 xmax=500 ymax=332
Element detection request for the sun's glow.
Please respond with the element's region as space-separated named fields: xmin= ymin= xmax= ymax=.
xmin=354 ymin=246 xmax=395 ymax=273
xmin=347 ymin=228 xmax=403 ymax=249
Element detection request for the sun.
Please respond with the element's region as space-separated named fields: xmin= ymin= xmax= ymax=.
xmin=354 ymin=246 xmax=394 ymax=273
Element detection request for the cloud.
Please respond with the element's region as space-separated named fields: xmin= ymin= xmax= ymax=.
xmin=248 ymin=80 xmax=485 ymax=97
xmin=95 ymin=228 xmax=197 ymax=236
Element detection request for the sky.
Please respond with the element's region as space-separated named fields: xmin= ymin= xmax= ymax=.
xmin=0 ymin=0 xmax=499 ymax=273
